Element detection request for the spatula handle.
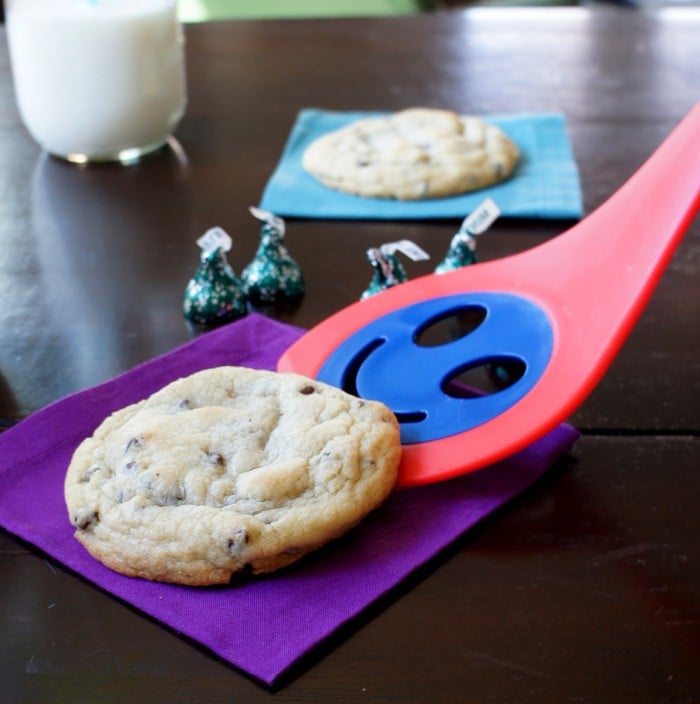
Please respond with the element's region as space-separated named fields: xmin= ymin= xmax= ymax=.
xmin=542 ymin=101 xmax=700 ymax=301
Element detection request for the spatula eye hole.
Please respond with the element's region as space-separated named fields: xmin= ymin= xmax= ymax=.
xmin=414 ymin=306 xmax=487 ymax=347
xmin=442 ymin=357 xmax=527 ymax=397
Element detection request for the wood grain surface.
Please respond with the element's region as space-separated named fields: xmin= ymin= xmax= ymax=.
xmin=1 ymin=7 xmax=698 ymax=702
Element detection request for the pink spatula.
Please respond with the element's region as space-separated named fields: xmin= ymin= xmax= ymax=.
xmin=279 ymin=103 xmax=700 ymax=487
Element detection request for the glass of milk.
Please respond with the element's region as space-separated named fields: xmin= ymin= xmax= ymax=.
xmin=6 ymin=0 xmax=187 ymax=164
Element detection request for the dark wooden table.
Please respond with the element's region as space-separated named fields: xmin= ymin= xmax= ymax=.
xmin=1 ymin=6 xmax=699 ymax=702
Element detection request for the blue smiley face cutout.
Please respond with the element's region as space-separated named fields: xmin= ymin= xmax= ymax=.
xmin=317 ymin=292 xmax=554 ymax=444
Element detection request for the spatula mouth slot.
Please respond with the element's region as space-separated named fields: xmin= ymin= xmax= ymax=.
xmin=394 ymin=410 xmax=429 ymax=424
xmin=338 ymin=337 xmax=385 ymax=397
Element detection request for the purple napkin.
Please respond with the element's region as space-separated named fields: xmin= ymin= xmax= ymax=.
xmin=0 ymin=314 xmax=578 ymax=686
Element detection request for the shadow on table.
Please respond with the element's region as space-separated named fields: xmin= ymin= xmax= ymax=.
xmin=0 ymin=370 xmax=20 ymax=428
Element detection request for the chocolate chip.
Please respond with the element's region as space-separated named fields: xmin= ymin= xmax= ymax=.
xmin=229 ymin=563 xmax=255 ymax=582
xmin=299 ymin=385 xmax=315 ymax=395
xmin=126 ymin=437 xmax=142 ymax=452
xmin=79 ymin=466 xmax=100 ymax=483
xmin=74 ymin=510 xmax=99 ymax=531
xmin=228 ymin=529 xmax=249 ymax=553
xmin=207 ymin=452 xmax=225 ymax=467
xmin=170 ymin=485 xmax=186 ymax=505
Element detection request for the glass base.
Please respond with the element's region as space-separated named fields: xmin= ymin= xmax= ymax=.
xmin=54 ymin=137 xmax=170 ymax=166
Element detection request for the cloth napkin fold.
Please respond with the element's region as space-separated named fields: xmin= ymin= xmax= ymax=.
xmin=0 ymin=314 xmax=578 ymax=686
xmin=259 ymin=109 xmax=583 ymax=221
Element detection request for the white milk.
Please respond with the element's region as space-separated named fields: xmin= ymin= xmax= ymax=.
xmin=6 ymin=0 xmax=187 ymax=162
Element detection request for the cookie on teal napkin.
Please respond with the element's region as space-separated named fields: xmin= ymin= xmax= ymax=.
xmin=259 ymin=109 xmax=583 ymax=220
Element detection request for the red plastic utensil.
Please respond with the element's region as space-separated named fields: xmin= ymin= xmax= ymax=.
xmin=279 ymin=103 xmax=700 ymax=487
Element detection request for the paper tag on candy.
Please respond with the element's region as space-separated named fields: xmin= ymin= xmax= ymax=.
xmin=381 ymin=239 xmax=430 ymax=262
xmin=460 ymin=197 xmax=501 ymax=235
xmin=197 ymin=227 xmax=233 ymax=254
xmin=183 ymin=227 xmax=247 ymax=326
xmin=242 ymin=207 xmax=303 ymax=304
xmin=249 ymin=206 xmax=286 ymax=236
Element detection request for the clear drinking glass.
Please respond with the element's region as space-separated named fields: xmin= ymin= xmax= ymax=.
xmin=5 ymin=0 xmax=187 ymax=164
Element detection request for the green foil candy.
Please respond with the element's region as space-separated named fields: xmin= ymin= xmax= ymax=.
xmin=360 ymin=246 xmax=408 ymax=300
xmin=242 ymin=207 xmax=304 ymax=304
xmin=434 ymin=231 xmax=478 ymax=274
xmin=435 ymin=198 xmax=501 ymax=274
xmin=183 ymin=230 xmax=247 ymax=326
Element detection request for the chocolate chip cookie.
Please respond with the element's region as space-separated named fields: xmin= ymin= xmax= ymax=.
xmin=64 ymin=366 xmax=401 ymax=585
xmin=302 ymin=108 xmax=520 ymax=200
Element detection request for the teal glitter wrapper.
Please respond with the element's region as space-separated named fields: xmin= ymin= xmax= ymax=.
xmin=183 ymin=246 xmax=248 ymax=326
xmin=434 ymin=232 xmax=478 ymax=274
xmin=361 ymin=247 xmax=408 ymax=300
xmin=242 ymin=220 xmax=304 ymax=304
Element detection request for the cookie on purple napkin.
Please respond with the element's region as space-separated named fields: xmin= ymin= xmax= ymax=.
xmin=64 ymin=366 xmax=401 ymax=585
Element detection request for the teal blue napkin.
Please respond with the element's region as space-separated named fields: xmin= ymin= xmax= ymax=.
xmin=259 ymin=109 xmax=583 ymax=220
